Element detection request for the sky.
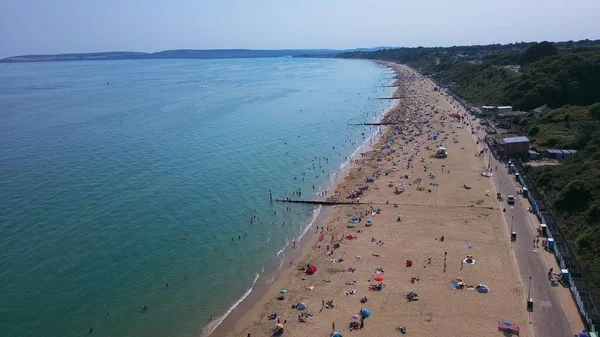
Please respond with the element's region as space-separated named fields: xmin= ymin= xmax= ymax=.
xmin=1 ymin=0 xmax=599 ymax=58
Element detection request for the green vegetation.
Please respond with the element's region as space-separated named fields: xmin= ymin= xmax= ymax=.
xmin=433 ymin=47 xmax=600 ymax=111
xmin=517 ymin=105 xmax=599 ymax=149
xmin=434 ymin=62 xmax=518 ymax=106
xmin=519 ymin=41 xmax=558 ymax=66
xmin=506 ymin=50 xmax=600 ymax=110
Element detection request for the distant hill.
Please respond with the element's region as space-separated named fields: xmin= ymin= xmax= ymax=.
xmin=1 ymin=47 xmax=393 ymax=63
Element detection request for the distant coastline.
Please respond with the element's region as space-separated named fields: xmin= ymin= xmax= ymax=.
xmin=0 ymin=47 xmax=390 ymax=63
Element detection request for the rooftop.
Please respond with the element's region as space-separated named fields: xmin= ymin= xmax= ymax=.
xmin=502 ymin=136 xmax=530 ymax=144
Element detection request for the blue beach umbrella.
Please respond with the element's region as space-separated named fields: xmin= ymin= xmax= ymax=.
xmin=360 ymin=308 xmax=371 ymax=318
xmin=331 ymin=332 xmax=342 ymax=337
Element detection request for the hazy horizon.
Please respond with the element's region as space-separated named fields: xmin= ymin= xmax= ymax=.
xmin=1 ymin=0 xmax=599 ymax=58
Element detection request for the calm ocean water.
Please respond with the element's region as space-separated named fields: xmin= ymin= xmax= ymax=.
xmin=0 ymin=58 xmax=393 ymax=337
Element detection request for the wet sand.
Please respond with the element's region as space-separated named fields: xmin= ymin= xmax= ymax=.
xmin=223 ymin=63 xmax=530 ymax=337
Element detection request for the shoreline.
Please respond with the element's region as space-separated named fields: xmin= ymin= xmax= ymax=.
xmin=204 ymin=62 xmax=398 ymax=337
xmin=223 ymin=61 xmax=529 ymax=337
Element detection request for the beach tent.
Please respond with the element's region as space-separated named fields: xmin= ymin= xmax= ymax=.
xmin=374 ymin=275 xmax=384 ymax=282
xmin=306 ymin=265 xmax=317 ymax=275
xmin=476 ymin=284 xmax=490 ymax=293
xmin=360 ymin=308 xmax=372 ymax=318
xmin=331 ymin=332 xmax=342 ymax=337
xmin=406 ymin=259 xmax=413 ymax=267
xmin=296 ymin=302 xmax=307 ymax=310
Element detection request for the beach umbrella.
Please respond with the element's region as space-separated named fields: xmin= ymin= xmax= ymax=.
xmin=280 ymin=289 xmax=287 ymax=294
xmin=331 ymin=332 xmax=342 ymax=337
xmin=360 ymin=308 xmax=372 ymax=318
xmin=275 ymin=323 xmax=284 ymax=329
xmin=374 ymin=275 xmax=384 ymax=282
xmin=296 ymin=302 xmax=307 ymax=310
xmin=366 ymin=219 xmax=372 ymax=224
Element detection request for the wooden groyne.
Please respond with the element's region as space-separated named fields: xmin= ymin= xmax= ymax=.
xmin=275 ymin=199 xmax=358 ymax=205
xmin=349 ymin=122 xmax=403 ymax=126
xmin=275 ymin=198 xmax=497 ymax=210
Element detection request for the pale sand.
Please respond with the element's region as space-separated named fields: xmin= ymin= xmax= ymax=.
xmin=227 ymin=63 xmax=529 ymax=337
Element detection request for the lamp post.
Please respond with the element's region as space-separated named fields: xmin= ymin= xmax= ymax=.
xmin=527 ymin=276 xmax=534 ymax=311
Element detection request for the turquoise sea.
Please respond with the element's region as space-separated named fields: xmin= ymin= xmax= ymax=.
xmin=0 ymin=58 xmax=393 ymax=337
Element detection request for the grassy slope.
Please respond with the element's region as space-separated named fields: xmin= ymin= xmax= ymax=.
xmin=434 ymin=62 xmax=518 ymax=106
xmin=518 ymin=106 xmax=597 ymax=149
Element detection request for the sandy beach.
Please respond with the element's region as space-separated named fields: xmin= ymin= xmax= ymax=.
xmin=225 ymin=63 xmax=530 ymax=337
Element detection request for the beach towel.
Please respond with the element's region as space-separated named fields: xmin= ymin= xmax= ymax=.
xmin=498 ymin=321 xmax=519 ymax=335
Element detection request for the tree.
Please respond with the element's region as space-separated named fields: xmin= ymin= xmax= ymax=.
xmin=591 ymin=103 xmax=600 ymax=120
xmin=529 ymin=126 xmax=540 ymax=137
xmin=520 ymin=41 xmax=559 ymax=66
xmin=555 ymin=180 xmax=593 ymax=211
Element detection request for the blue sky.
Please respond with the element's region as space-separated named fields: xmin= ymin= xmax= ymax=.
xmin=1 ymin=0 xmax=599 ymax=57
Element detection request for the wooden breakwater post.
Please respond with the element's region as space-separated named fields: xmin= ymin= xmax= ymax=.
xmin=269 ymin=190 xmax=273 ymax=204
xmin=274 ymin=199 xmax=360 ymax=205
xmin=349 ymin=122 xmax=404 ymax=126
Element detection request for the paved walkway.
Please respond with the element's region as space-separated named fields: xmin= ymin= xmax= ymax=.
xmin=475 ymin=126 xmax=585 ymax=337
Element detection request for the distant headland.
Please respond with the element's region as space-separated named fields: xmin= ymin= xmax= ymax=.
xmin=0 ymin=48 xmax=390 ymax=63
